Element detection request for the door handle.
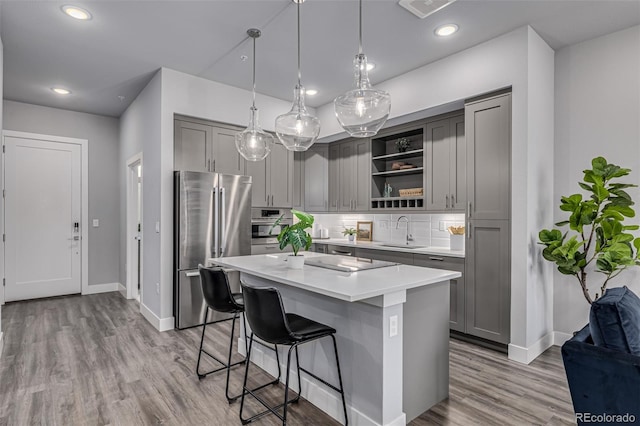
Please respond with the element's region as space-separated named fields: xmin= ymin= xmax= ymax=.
xmin=331 ymin=250 xmax=352 ymax=256
xmin=213 ymin=160 xmax=216 ymax=171
xmin=185 ymin=271 xmax=200 ymax=278
xmin=429 ymin=257 xmax=445 ymax=261
xmin=220 ymin=187 xmax=226 ymax=257
xmin=451 ymin=194 xmax=455 ymax=208
xmin=271 ymin=195 xmax=274 ymax=206
xmin=468 ymin=202 xmax=472 ymax=218
xmin=446 ymin=195 xmax=449 ymax=209
xmin=207 ymin=159 xmax=211 ymax=172
xmin=213 ymin=188 xmax=219 ymax=257
xmin=468 ymin=223 xmax=472 ymax=239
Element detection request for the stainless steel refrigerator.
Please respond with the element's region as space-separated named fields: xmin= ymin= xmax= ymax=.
xmin=174 ymin=171 xmax=252 ymax=329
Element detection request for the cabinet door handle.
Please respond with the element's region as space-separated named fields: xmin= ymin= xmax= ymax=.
xmin=331 ymin=250 xmax=353 ymax=256
xmin=212 ymin=159 xmax=216 ymax=171
xmin=468 ymin=223 xmax=472 ymax=239
xmin=451 ymin=194 xmax=455 ymax=208
xmin=429 ymin=257 xmax=445 ymax=261
xmin=446 ymin=195 xmax=449 ymax=209
xmin=207 ymin=159 xmax=211 ymax=172
xmin=468 ymin=202 xmax=472 ymax=218
xmin=271 ymin=195 xmax=274 ymax=206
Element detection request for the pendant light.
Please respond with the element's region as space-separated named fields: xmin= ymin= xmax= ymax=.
xmin=334 ymin=0 xmax=391 ymax=137
xmin=275 ymin=0 xmax=320 ymax=152
xmin=235 ymin=28 xmax=274 ymax=162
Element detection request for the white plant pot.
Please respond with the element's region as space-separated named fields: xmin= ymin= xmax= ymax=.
xmin=348 ymin=235 xmax=355 ymax=242
xmin=287 ymin=254 xmax=305 ymax=269
xmin=450 ymin=234 xmax=464 ymax=251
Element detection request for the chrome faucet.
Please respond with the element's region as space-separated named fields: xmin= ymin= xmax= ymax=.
xmin=396 ymin=216 xmax=414 ymax=245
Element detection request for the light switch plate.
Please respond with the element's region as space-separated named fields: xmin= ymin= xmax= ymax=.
xmin=439 ymin=221 xmax=446 ymax=231
xmin=389 ymin=315 xmax=398 ymax=337
xmin=92 ymin=219 xmax=99 ymax=227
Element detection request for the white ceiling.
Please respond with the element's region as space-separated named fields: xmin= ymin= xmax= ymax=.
xmin=1 ymin=0 xmax=639 ymax=117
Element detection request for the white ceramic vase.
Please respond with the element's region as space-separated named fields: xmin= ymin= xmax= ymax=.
xmin=450 ymin=234 xmax=464 ymax=251
xmin=348 ymin=234 xmax=355 ymax=242
xmin=287 ymin=254 xmax=305 ymax=269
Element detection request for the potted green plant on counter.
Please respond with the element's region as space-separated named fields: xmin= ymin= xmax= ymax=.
xmin=538 ymin=157 xmax=640 ymax=304
xmin=270 ymin=209 xmax=314 ymax=269
xmin=342 ymin=227 xmax=357 ymax=242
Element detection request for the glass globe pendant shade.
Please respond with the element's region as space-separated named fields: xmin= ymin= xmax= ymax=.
xmin=275 ymin=85 xmax=320 ymax=151
xmin=334 ymin=53 xmax=391 ymax=138
xmin=235 ymin=106 xmax=274 ymax=161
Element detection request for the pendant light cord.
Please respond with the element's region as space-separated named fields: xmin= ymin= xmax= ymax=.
xmin=297 ymin=0 xmax=301 ymax=86
xmin=358 ymin=0 xmax=363 ymax=55
xmin=252 ymin=35 xmax=257 ymax=108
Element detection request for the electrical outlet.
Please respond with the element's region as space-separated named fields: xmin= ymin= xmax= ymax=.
xmin=389 ymin=315 xmax=398 ymax=337
xmin=156 ymin=283 xmax=160 ymax=294
xmin=439 ymin=221 xmax=446 ymax=231
xmin=92 ymin=219 xmax=99 ymax=227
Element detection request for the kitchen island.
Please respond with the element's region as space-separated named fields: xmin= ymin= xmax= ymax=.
xmin=210 ymin=252 xmax=461 ymax=425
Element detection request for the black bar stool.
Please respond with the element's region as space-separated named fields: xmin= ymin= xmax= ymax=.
xmin=196 ymin=266 xmax=281 ymax=403
xmin=239 ymin=284 xmax=349 ymax=425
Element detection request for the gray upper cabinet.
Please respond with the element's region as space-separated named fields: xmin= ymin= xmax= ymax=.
xmin=466 ymin=94 xmax=511 ymax=220
xmin=293 ymin=152 xmax=305 ymax=210
xmin=337 ymin=139 xmax=370 ymax=212
xmin=246 ymin=142 xmax=293 ymax=208
xmin=328 ymin=144 xmax=339 ymax=211
xmin=269 ymin=143 xmax=294 ymax=208
xmin=464 ymin=219 xmax=510 ymax=343
xmin=425 ymin=115 xmax=465 ymax=211
xmin=304 ymin=144 xmax=329 ymax=212
xmin=174 ymin=119 xmax=212 ymax=172
xmin=174 ymin=117 xmax=245 ymax=175
xmin=212 ymin=126 xmax=245 ymax=175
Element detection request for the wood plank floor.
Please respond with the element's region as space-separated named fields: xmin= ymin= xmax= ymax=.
xmin=0 ymin=292 xmax=576 ymax=425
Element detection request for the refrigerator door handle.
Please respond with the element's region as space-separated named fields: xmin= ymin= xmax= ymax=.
xmin=185 ymin=271 xmax=200 ymax=277
xmin=213 ymin=187 xmax=219 ymax=258
xmin=220 ymin=187 xmax=227 ymax=257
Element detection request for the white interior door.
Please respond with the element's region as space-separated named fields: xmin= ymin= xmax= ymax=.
xmin=4 ymin=136 xmax=82 ymax=301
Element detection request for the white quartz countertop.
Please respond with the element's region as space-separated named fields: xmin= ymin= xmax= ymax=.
xmin=209 ymin=252 xmax=461 ymax=303
xmin=311 ymin=238 xmax=465 ymax=258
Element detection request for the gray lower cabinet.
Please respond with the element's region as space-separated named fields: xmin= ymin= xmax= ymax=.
xmin=355 ymin=248 xmax=412 ymax=265
xmin=414 ymin=254 xmax=465 ymax=333
xmin=464 ymin=219 xmax=510 ymax=344
xmin=304 ymin=145 xmax=329 ymax=212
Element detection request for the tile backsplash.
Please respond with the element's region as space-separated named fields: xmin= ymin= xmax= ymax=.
xmin=310 ymin=213 xmax=465 ymax=248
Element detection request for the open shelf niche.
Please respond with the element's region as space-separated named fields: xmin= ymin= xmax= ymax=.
xmin=370 ymin=126 xmax=425 ymax=210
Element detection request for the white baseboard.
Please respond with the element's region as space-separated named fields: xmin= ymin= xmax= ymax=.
xmin=508 ymin=332 xmax=554 ymax=364
xmin=238 ymin=339 xmax=404 ymax=426
xmin=82 ymin=282 xmax=120 ymax=295
xmin=140 ymin=302 xmax=175 ymax=332
xmin=553 ymin=331 xmax=574 ymax=346
xmin=118 ymin=283 xmax=127 ymax=297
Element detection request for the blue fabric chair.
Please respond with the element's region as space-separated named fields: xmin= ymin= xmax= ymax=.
xmin=562 ymin=287 xmax=640 ymax=425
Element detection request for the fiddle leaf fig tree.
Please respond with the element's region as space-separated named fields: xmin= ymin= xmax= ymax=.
xmin=539 ymin=157 xmax=640 ymax=304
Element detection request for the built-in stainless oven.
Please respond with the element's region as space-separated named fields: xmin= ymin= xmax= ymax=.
xmin=251 ymin=208 xmax=292 ymax=254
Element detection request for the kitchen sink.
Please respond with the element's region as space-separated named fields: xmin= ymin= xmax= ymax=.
xmin=378 ymin=243 xmax=428 ymax=249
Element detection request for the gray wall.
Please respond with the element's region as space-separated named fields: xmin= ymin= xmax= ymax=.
xmin=119 ymin=70 xmax=161 ymax=314
xmin=3 ymin=100 xmax=121 ymax=286
xmin=554 ymin=25 xmax=640 ymax=335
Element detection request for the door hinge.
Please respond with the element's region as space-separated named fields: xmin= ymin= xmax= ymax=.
xmin=2 ymin=278 xmax=5 ymax=287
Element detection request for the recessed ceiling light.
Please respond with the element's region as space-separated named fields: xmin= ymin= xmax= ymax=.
xmin=52 ymin=87 xmax=71 ymax=95
xmin=61 ymin=5 xmax=92 ymax=20
xmin=305 ymin=89 xmax=318 ymax=96
xmin=435 ymin=24 xmax=459 ymax=37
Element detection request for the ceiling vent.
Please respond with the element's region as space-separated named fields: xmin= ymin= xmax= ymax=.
xmin=398 ymin=0 xmax=457 ymax=19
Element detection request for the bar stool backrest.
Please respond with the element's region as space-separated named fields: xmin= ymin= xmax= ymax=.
xmin=241 ymin=284 xmax=294 ymax=345
xmin=199 ymin=266 xmax=241 ymax=313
